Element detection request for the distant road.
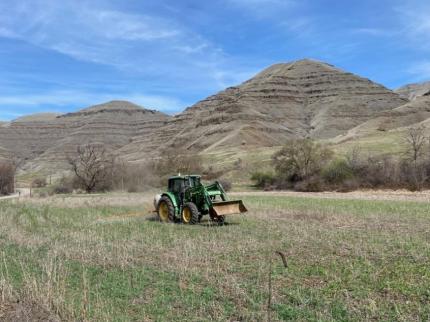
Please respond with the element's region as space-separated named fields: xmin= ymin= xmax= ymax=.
xmin=0 ymin=188 xmax=31 ymax=201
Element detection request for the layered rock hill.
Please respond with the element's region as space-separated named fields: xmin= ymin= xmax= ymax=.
xmin=334 ymin=94 xmax=430 ymax=142
xmin=0 ymin=101 xmax=169 ymax=171
xmin=120 ymin=59 xmax=407 ymax=158
xmin=0 ymin=59 xmax=418 ymax=172
xmin=396 ymin=81 xmax=430 ymax=101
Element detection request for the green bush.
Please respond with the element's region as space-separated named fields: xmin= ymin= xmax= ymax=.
xmin=250 ymin=171 xmax=275 ymax=189
xmin=322 ymin=159 xmax=354 ymax=185
xmin=51 ymin=177 xmax=75 ymax=194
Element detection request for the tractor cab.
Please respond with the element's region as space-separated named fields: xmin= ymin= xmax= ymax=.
xmin=168 ymin=175 xmax=201 ymax=202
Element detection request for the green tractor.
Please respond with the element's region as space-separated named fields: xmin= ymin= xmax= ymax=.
xmin=154 ymin=175 xmax=247 ymax=225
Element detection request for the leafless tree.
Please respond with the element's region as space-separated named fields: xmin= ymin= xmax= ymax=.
xmin=405 ymin=127 xmax=426 ymax=163
xmin=153 ymin=149 xmax=203 ymax=176
xmin=0 ymin=162 xmax=15 ymax=195
xmin=272 ymin=139 xmax=333 ymax=180
xmin=402 ymin=127 xmax=429 ymax=190
xmin=67 ymin=144 xmax=114 ymax=193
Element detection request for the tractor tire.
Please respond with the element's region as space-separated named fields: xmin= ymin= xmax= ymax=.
xmin=157 ymin=196 xmax=175 ymax=223
xmin=182 ymin=202 xmax=200 ymax=225
xmin=210 ymin=212 xmax=226 ymax=226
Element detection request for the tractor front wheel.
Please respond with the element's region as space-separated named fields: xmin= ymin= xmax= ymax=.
xmin=182 ymin=202 xmax=199 ymax=225
xmin=210 ymin=211 xmax=225 ymax=226
xmin=157 ymin=196 xmax=175 ymax=223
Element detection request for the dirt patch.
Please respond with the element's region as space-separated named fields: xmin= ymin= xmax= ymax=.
xmin=0 ymin=300 xmax=60 ymax=322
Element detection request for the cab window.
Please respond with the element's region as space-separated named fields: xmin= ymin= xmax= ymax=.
xmin=169 ymin=179 xmax=185 ymax=194
xmin=189 ymin=176 xmax=201 ymax=188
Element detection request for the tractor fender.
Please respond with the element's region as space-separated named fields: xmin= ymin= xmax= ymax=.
xmin=153 ymin=194 xmax=162 ymax=209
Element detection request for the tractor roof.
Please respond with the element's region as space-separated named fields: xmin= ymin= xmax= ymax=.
xmin=169 ymin=174 xmax=201 ymax=180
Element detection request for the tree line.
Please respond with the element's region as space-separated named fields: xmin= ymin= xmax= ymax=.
xmin=251 ymin=127 xmax=430 ymax=191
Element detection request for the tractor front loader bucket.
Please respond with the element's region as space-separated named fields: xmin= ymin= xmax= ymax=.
xmin=211 ymin=200 xmax=247 ymax=216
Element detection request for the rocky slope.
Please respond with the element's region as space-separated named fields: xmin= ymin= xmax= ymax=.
xmin=0 ymin=101 xmax=169 ymax=172
xmin=334 ymin=94 xmax=430 ymax=143
xmin=396 ymin=81 xmax=430 ymax=100
xmin=121 ymin=59 xmax=407 ymax=159
xmin=13 ymin=113 xmax=62 ymax=123
xmin=0 ymin=59 xmax=415 ymax=172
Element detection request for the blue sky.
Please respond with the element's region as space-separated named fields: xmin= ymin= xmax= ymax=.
xmin=0 ymin=0 xmax=430 ymax=120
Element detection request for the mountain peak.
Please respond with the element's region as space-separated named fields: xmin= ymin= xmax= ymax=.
xmin=249 ymin=59 xmax=342 ymax=82
xmin=57 ymin=100 xmax=167 ymax=119
xmin=80 ymin=100 xmax=144 ymax=113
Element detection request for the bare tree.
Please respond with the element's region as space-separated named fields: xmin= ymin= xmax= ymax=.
xmin=272 ymin=139 xmax=333 ymax=181
xmin=405 ymin=127 xmax=426 ymax=163
xmin=67 ymin=144 xmax=114 ymax=193
xmin=153 ymin=149 xmax=203 ymax=176
xmin=0 ymin=162 xmax=15 ymax=195
xmin=403 ymin=127 xmax=428 ymax=190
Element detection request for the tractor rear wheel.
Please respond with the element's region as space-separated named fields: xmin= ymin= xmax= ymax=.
xmin=182 ymin=202 xmax=199 ymax=225
xmin=157 ymin=196 xmax=175 ymax=223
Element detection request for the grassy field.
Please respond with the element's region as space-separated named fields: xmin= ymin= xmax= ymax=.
xmin=0 ymin=193 xmax=429 ymax=321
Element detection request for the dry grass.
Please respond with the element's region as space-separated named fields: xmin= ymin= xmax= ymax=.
xmin=0 ymin=192 xmax=429 ymax=321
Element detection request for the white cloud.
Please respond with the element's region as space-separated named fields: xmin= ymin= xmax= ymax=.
xmin=397 ymin=4 xmax=430 ymax=49
xmin=93 ymin=11 xmax=180 ymax=41
xmin=226 ymin=0 xmax=297 ymax=18
xmin=351 ymin=28 xmax=395 ymax=37
xmin=0 ymin=1 xmax=225 ymax=77
xmin=408 ymin=61 xmax=430 ymax=80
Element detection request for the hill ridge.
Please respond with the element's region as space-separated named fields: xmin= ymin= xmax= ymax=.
xmin=0 ymin=59 xmax=414 ymax=173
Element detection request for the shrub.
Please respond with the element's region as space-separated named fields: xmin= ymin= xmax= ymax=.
xmin=52 ymin=177 xmax=74 ymax=194
xmin=251 ymin=172 xmax=276 ymax=189
xmin=32 ymin=177 xmax=47 ymax=188
xmin=322 ymin=159 xmax=354 ymax=185
xmin=38 ymin=191 xmax=48 ymax=198
xmin=272 ymin=139 xmax=333 ymax=182
xmin=293 ymin=176 xmax=324 ymax=192
xmin=127 ymin=185 xmax=139 ymax=193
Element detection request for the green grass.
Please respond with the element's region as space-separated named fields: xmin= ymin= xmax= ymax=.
xmin=1 ymin=194 xmax=429 ymax=321
xmin=332 ymin=130 xmax=408 ymax=157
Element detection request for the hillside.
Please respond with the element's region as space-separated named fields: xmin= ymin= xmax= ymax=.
xmin=13 ymin=113 xmax=62 ymax=123
xmin=120 ymin=59 xmax=407 ymax=160
xmin=0 ymin=101 xmax=169 ymax=172
xmin=396 ymin=81 xmax=430 ymax=100
xmin=335 ymin=95 xmax=430 ymax=140
xmin=0 ymin=59 xmax=417 ymax=174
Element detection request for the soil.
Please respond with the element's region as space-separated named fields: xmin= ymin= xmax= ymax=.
xmin=0 ymin=300 xmax=60 ymax=322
